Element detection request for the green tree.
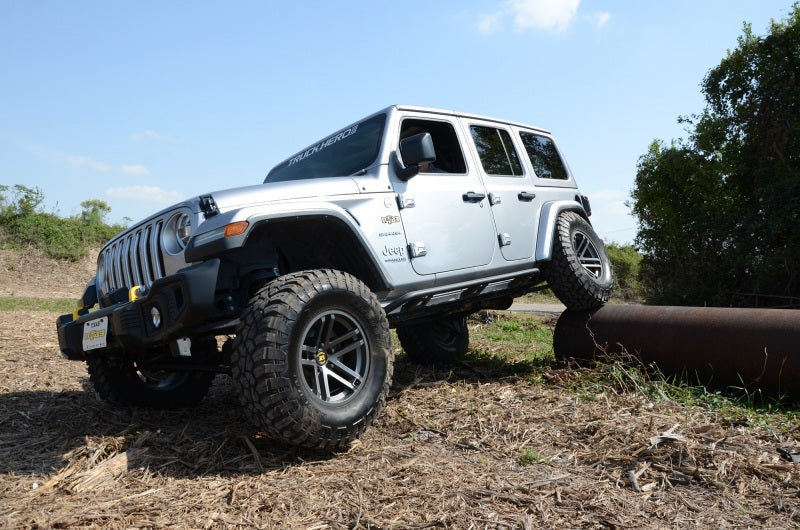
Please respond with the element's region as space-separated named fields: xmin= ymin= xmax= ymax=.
xmin=80 ymin=199 xmax=112 ymax=225
xmin=631 ymin=5 xmax=800 ymax=306
xmin=8 ymin=184 xmax=44 ymax=216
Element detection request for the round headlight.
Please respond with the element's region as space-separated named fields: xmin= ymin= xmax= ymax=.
xmin=175 ymin=213 xmax=191 ymax=248
xmin=162 ymin=212 xmax=193 ymax=255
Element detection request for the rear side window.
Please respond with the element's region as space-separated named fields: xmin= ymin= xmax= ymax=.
xmin=470 ymin=126 xmax=523 ymax=176
xmin=519 ymin=132 xmax=569 ymax=180
xmin=265 ymin=114 xmax=386 ymax=183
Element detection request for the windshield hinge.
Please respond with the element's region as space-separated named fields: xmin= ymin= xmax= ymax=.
xmin=199 ymin=195 xmax=219 ymax=219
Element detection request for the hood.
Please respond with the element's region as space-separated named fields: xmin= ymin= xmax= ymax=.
xmin=208 ymin=177 xmax=362 ymax=212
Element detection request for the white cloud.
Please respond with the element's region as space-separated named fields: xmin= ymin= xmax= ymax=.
xmin=583 ymin=189 xmax=637 ymax=243
xmin=106 ymin=185 xmax=183 ymax=205
xmin=587 ymin=11 xmax=611 ymax=29
xmin=591 ymin=189 xmax=630 ymax=216
xmin=478 ymin=0 xmax=610 ymax=34
xmin=67 ymin=156 xmax=152 ymax=176
xmin=478 ymin=12 xmax=503 ymax=34
xmin=121 ymin=164 xmax=150 ymax=175
xmin=508 ymin=0 xmax=580 ymax=33
xmin=67 ymin=155 xmax=112 ymax=172
xmin=131 ymin=130 xmax=161 ymax=142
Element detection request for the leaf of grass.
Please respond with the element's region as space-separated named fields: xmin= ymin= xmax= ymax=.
xmin=0 ymin=297 xmax=75 ymax=312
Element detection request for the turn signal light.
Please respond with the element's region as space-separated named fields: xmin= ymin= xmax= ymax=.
xmin=224 ymin=221 xmax=249 ymax=238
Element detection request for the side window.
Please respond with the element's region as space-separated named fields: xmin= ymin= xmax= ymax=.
xmin=519 ymin=132 xmax=569 ymax=180
xmin=470 ymin=126 xmax=523 ymax=177
xmin=400 ymin=118 xmax=467 ymax=173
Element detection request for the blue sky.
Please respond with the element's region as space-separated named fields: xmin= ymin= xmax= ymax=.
xmin=1 ymin=0 xmax=795 ymax=244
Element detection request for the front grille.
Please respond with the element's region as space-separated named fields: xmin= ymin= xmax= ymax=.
xmin=99 ymin=220 xmax=165 ymax=296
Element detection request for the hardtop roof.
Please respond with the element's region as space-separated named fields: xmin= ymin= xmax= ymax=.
xmin=387 ymin=104 xmax=552 ymax=135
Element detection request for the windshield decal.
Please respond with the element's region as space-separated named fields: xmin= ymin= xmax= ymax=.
xmin=288 ymin=124 xmax=360 ymax=167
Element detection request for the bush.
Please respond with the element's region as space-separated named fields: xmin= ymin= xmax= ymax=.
xmin=606 ymin=243 xmax=642 ymax=303
xmin=0 ymin=185 xmax=124 ymax=261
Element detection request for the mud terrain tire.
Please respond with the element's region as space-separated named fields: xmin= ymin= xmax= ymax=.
xmin=543 ymin=210 xmax=614 ymax=310
xmin=231 ymin=269 xmax=393 ymax=451
xmin=87 ymin=349 xmax=215 ymax=408
xmin=396 ymin=316 xmax=469 ymax=364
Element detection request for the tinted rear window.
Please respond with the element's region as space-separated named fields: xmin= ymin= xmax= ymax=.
xmin=265 ymin=114 xmax=386 ymax=183
xmin=519 ymin=132 xmax=569 ymax=180
xmin=470 ymin=125 xmax=524 ymax=176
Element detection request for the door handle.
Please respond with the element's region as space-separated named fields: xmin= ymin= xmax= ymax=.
xmin=517 ymin=191 xmax=536 ymax=202
xmin=462 ymin=191 xmax=486 ymax=202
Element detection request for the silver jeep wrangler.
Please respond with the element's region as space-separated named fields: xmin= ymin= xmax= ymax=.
xmin=57 ymin=105 xmax=613 ymax=450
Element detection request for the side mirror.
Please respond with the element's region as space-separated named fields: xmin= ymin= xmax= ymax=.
xmin=395 ymin=132 xmax=436 ymax=181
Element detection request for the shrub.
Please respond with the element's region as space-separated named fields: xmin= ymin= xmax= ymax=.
xmin=606 ymin=243 xmax=642 ymax=303
xmin=0 ymin=185 xmax=124 ymax=261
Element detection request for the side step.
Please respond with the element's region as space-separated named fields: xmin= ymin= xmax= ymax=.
xmin=383 ymin=269 xmax=542 ymax=326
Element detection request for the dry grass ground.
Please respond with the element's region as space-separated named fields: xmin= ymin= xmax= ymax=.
xmin=0 ymin=251 xmax=798 ymax=528
xmin=0 ymin=247 xmax=96 ymax=298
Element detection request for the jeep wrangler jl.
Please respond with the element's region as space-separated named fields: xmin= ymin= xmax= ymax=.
xmin=57 ymin=105 xmax=613 ymax=450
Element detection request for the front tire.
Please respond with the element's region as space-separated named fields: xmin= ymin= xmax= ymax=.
xmin=543 ymin=211 xmax=614 ymax=310
xmin=231 ymin=269 xmax=393 ymax=451
xmin=87 ymin=347 xmax=216 ymax=409
xmin=396 ymin=316 xmax=469 ymax=364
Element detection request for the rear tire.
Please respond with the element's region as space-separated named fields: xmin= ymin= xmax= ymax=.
xmin=396 ymin=316 xmax=469 ymax=364
xmin=231 ymin=269 xmax=393 ymax=451
xmin=543 ymin=211 xmax=614 ymax=310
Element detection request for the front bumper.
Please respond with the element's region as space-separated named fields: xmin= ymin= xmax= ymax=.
xmin=57 ymin=259 xmax=220 ymax=360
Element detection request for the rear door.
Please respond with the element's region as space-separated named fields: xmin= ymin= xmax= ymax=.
xmin=391 ymin=112 xmax=496 ymax=275
xmin=463 ymin=119 xmax=541 ymax=261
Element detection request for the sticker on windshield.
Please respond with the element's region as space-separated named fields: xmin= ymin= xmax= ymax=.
xmin=287 ymin=123 xmax=359 ymax=166
xmin=82 ymin=316 xmax=108 ymax=351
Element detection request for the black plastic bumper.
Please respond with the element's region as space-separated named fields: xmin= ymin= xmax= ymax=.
xmin=57 ymin=259 xmax=220 ymax=360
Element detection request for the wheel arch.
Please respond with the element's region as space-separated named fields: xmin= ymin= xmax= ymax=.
xmin=535 ymin=199 xmax=591 ymax=262
xmin=244 ymin=214 xmax=390 ymax=293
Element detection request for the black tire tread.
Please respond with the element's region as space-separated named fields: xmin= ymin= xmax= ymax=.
xmin=396 ymin=316 xmax=469 ymax=364
xmin=543 ymin=211 xmax=614 ymax=311
xmin=87 ymin=354 xmax=214 ymax=409
xmin=231 ymin=269 xmax=393 ymax=451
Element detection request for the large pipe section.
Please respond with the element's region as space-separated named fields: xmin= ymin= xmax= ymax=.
xmin=553 ymin=305 xmax=800 ymax=400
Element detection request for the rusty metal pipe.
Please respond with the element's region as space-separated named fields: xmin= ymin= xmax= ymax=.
xmin=553 ymin=305 xmax=800 ymax=400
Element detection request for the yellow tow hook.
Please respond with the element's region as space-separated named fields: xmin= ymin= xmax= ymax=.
xmin=128 ymin=285 xmax=142 ymax=302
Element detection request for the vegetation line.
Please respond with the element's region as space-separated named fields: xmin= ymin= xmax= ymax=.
xmin=0 ymin=184 xmax=126 ymax=262
xmin=0 ymin=297 xmax=76 ymax=312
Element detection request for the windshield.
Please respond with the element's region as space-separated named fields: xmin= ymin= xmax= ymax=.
xmin=265 ymin=113 xmax=387 ymax=183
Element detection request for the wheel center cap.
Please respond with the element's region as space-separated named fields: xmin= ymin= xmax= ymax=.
xmin=316 ymin=349 xmax=328 ymax=366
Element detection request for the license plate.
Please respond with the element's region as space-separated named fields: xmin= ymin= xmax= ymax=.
xmin=82 ymin=316 xmax=108 ymax=351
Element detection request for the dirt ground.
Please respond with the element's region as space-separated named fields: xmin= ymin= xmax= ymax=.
xmin=0 ymin=253 xmax=798 ymax=528
xmin=0 ymin=247 xmax=97 ymax=298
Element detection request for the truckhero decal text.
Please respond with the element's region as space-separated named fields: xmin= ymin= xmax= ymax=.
xmin=288 ymin=124 xmax=359 ymax=166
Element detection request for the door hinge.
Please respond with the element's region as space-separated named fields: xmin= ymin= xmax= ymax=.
xmin=498 ymin=233 xmax=512 ymax=247
xmin=408 ymin=242 xmax=427 ymax=258
xmin=489 ymin=192 xmax=502 ymax=205
xmin=396 ymin=194 xmax=416 ymax=209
